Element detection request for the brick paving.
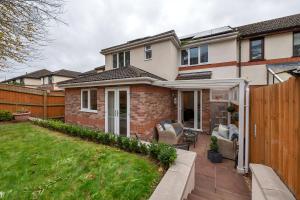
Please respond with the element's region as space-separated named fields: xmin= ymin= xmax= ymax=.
xmin=187 ymin=133 xmax=251 ymax=200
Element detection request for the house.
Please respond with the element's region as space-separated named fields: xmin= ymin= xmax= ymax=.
xmin=2 ymin=69 xmax=51 ymax=88
xmin=2 ymin=69 xmax=82 ymax=90
xmin=58 ymin=13 xmax=300 ymax=174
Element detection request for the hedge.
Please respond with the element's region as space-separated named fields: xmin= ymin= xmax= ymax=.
xmin=0 ymin=110 xmax=13 ymax=121
xmin=32 ymin=119 xmax=177 ymax=168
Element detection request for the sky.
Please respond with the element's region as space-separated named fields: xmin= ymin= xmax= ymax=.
xmin=1 ymin=0 xmax=300 ymax=81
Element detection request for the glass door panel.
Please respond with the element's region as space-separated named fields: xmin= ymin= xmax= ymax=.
xmin=182 ymin=91 xmax=195 ymax=128
xmin=119 ymin=91 xmax=127 ymax=136
xmin=107 ymin=91 xmax=115 ymax=133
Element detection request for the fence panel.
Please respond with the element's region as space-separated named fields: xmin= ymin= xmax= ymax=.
xmin=250 ymin=77 xmax=300 ymax=199
xmin=0 ymin=84 xmax=64 ymax=119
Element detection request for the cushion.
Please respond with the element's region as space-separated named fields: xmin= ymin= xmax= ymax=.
xmin=228 ymin=124 xmax=239 ymax=140
xmin=174 ymin=126 xmax=183 ymax=136
xmin=156 ymin=124 xmax=164 ymax=132
xmin=164 ymin=123 xmax=176 ymax=136
xmin=160 ymin=119 xmax=172 ymax=130
xmin=218 ymin=124 xmax=229 ymax=139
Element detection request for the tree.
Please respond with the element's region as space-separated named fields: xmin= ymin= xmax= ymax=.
xmin=0 ymin=0 xmax=64 ymax=70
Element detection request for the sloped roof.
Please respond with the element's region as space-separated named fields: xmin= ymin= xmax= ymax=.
xmin=236 ymin=13 xmax=300 ymax=37
xmin=100 ymin=30 xmax=180 ymax=54
xmin=51 ymin=69 xmax=81 ymax=78
xmin=59 ymin=66 xmax=166 ymax=85
xmin=2 ymin=69 xmax=51 ymax=82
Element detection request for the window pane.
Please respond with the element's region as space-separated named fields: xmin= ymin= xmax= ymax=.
xmin=200 ymin=45 xmax=208 ymax=63
xmin=82 ymin=91 xmax=88 ymax=109
xmin=181 ymin=50 xmax=188 ymax=65
xmin=90 ymin=90 xmax=97 ymax=110
xmin=125 ymin=51 xmax=130 ymax=67
xmin=146 ymin=51 xmax=152 ymax=59
xmin=113 ymin=54 xmax=118 ymax=68
xmin=189 ymin=47 xmax=199 ymax=65
xmin=119 ymin=52 xmax=124 ymax=67
xmin=250 ymin=39 xmax=263 ymax=60
xmin=293 ymin=32 xmax=300 ymax=56
xmin=119 ymin=91 xmax=127 ymax=136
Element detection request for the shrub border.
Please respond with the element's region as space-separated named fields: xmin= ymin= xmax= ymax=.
xmin=31 ymin=119 xmax=177 ymax=168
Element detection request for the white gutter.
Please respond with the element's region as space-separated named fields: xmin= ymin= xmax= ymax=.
xmin=101 ymin=36 xmax=180 ymax=55
xmin=181 ymin=32 xmax=238 ymax=48
xmin=58 ymin=77 xmax=158 ymax=88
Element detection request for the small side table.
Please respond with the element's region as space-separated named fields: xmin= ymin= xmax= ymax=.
xmin=183 ymin=129 xmax=197 ymax=148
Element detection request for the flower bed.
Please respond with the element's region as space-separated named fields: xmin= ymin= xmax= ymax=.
xmin=32 ymin=119 xmax=177 ymax=168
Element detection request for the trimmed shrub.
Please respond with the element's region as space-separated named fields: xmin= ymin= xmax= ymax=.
xmin=129 ymin=139 xmax=139 ymax=153
xmin=32 ymin=119 xmax=177 ymax=168
xmin=158 ymin=145 xmax=177 ymax=168
xmin=0 ymin=110 xmax=13 ymax=121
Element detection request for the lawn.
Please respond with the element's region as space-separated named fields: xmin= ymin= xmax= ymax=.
xmin=0 ymin=123 xmax=162 ymax=200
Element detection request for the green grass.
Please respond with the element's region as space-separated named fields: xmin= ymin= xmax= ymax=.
xmin=0 ymin=123 xmax=162 ymax=200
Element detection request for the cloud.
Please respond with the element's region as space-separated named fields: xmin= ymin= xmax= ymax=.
xmin=1 ymin=0 xmax=300 ymax=81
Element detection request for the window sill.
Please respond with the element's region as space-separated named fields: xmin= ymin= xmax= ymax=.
xmin=80 ymin=109 xmax=98 ymax=113
xmin=144 ymin=58 xmax=152 ymax=61
xmin=179 ymin=62 xmax=209 ymax=67
xmin=292 ymin=55 xmax=300 ymax=58
xmin=249 ymin=59 xmax=265 ymax=62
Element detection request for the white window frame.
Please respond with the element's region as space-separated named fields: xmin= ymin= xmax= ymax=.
xmin=180 ymin=44 xmax=209 ymax=67
xmin=80 ymin=89 xmax=98 ymax=113
xmin=177 ymin=90 xmax=203 ymax=131
xmin=210 ymin=89 xmax=229 ymax=102
xmin=113 ymin=51 xmax=130 ymax=68
xmin=144 ymin=45 xmax=152 ymax=60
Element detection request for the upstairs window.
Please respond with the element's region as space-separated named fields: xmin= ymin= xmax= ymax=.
xmin=81 ymin=89 xmax=97 ymax=112
xmin=181 ymin=49 xmax=188 ymax=65
xmin=118 ymin=52 xmax=124 ymax=67
xmin=189 ymin=47 xmax=199 ymax=65
xmin=113 ymin=54 xmax=118 ymax=68
xmin=145 ymin=45 xmax=152 ymax=60
xmin=125 ymin=51 xmax=130 ymax=66
xmin=200 ymin=44 xmax=208 ymax=63
xmin=250 ymin=38 xmax=264 ymax=61
xmin=293 ymin=32 xmax=300 ymax=57
xmin=181 ymin=44 xmax=209 ymax=66
xmin=112 ymin=51 xmax=130 ymax=68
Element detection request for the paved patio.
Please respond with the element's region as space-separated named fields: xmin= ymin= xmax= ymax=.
xmin=187 ymin=133 xmax=251 ymax=200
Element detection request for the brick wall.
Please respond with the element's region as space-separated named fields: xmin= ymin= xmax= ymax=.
xmin=130 ymin=85 xmax=176 ymax=140
xmin=64 ymin=85 xmax=211 ymax=139
xmin=65 ymin=87 xmax=105 ymax=130
xmin=201 ymin=89 xmax=211 ymax=134
xmin=64 ymin=85 xmax=176 ymax=139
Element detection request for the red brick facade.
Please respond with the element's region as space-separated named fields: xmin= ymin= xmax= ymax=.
xmin=65 ymin=87 xmax=105 ymax=130
xmin=64 ymin=85 xmax=211 ymax=139
xmin=130 ymin=85 xmax=176 ymax=140
xmin=65 ymin=85 xmax=176 ymax=139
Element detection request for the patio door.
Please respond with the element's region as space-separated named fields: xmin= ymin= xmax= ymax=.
xmin=178 ymin=90 xmax=202 ymax=130
xmin=105 ymin=87 xmax=130 ymax=137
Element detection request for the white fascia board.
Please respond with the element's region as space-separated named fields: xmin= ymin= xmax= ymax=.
xmin=181 ymin=32 xmax=238 ymax=49
xmin=58 ymin=77 xmax=157 ymax=88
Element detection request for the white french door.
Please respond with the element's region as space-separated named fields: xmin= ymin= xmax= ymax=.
xmin=178 ymin=90 xmax=202 ymax=131
xmin=105 ymin=87 xmax=130 ymax=137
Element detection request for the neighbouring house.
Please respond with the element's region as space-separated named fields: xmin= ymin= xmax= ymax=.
xmin=2 ymin=69 xmax=82 ymax=90
xmin=59 ymin=13 xmax=300 ymax=174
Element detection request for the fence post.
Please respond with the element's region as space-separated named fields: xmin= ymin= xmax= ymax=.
xmin=43 ymin=91 xmax=47 ymax=119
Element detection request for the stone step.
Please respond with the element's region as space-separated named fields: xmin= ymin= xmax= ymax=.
xmin=187 ymin=193 xmax=208 ymax=200
xmin=192 ymin=188 xmax=223 ymax=200
xmin=215 ymin=187 xmax=251 ymax=200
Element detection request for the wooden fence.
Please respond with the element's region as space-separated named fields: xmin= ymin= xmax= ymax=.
xmin=0 ymin=84 xmax=64 ymax=119
xmin=250 ymin=77 xmax=300 ymax=199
